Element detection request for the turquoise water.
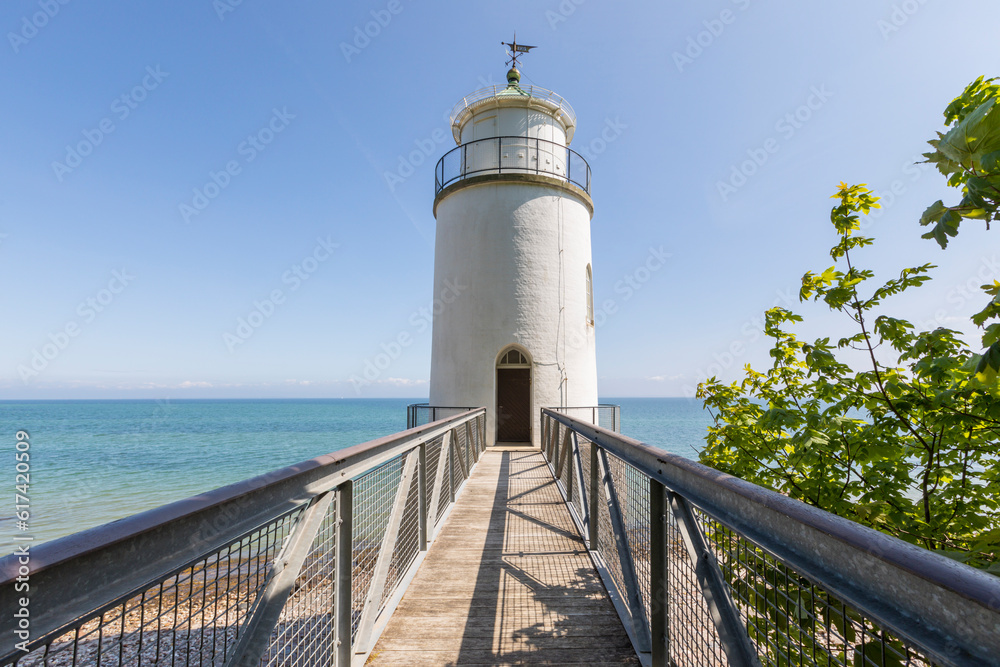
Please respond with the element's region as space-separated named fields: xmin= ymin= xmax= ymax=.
xmin=0 ymin=397 xmax=712 ymax=545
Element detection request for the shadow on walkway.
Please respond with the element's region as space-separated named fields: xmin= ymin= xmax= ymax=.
xmin=369 ymin=449 xmax=637 ymax=666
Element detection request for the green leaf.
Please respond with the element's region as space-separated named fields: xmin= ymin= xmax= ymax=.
xmin=982 ymin=149 xmax=1000 ymax=171
xmin=984 ymin=323 xmax=1000 ymax=347
xmin=919 ymin=200 xmax=947 ymax=227
xmin=936 ymin=98 xmax=1000 ymax=167
xmin=854 ymin=641 xmax=905 ymax=667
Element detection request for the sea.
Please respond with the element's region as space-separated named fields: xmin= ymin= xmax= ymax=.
xmin=1 ymin=397 xmax=713 ymax=546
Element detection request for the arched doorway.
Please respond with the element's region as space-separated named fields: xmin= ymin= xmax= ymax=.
xmin=496 ymin=347 xmax=531 ymax=442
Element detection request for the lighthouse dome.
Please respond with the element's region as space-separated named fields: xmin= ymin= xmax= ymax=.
xmin=448 ymin=76 xmax=577 ymax=145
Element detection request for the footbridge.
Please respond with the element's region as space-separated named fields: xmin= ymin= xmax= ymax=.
xmin=2 ymin=407 xmax=998 ymax=666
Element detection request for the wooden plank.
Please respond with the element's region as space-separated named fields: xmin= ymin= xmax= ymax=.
xmin=390 ymin=597 xmax=626 ymax=616
xmin=374 ymin=633 xmax=635 ymax=650
xmin=368 ymin=647 xmax=640 ymax=666
xmin=369 ymin=450 xmax=639 ymax=666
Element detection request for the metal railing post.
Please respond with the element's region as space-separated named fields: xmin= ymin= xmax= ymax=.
xmin=464 ymin=424 xmax=471 ymax=471
xmin=335 ymin=481 xmax=353 ymax=666
xmin=418 ymin=442 xmax=428 ymax=552
xmin=571 ymin=432 xmax=589 ymax=528
xmin=543 ymin=417 xmax=551 ymax=460
xmin=553 ymin=419 xmax=560 ymax=462
xmin=541 ymin=411 xmax=549 ymax=454
xmin=542 ymin=420 xmax=552 ymax=462
xmin=448 ymin=431 xmax=456 ymax=503
xmin=650 ymin=479 xmax=668 ymax=666
xmin=565 ymin=432 xmax=575 ymax=502
xmin=480 ymin=413 xmax=486 ymax=452
xmin=589 ymin=439 xmax=599 ymax=548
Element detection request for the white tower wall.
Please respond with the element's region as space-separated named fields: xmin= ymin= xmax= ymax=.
xmin=429 ymin=182 xmax=597 ymax=446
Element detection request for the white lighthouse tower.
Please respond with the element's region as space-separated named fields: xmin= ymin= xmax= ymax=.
xmin=429 ymin=41 xmax=598 ymax=446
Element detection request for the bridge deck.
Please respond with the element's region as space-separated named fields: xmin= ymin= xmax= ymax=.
xmin=368 ymin=448 xmax=639 ymax=666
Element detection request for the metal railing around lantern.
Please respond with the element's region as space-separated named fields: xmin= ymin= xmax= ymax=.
xmin=434 ymin=136 xmax=591 ymax=197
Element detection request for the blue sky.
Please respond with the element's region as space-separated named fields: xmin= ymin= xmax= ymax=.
xmin=2 ymin=0 xmax=998 ymax=399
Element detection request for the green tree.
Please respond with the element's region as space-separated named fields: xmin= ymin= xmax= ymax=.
xmin=921 ymin=76 xmax=1000 ymax=378
xmin=697 ymin=181 xmax=1000 ymax=572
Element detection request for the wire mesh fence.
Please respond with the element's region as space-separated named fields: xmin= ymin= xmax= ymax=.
xmin=1 ymin=409 xmax=487 ymax=667
xmin=9 ymin=508 xmax=302 ymax=667
xmin=260 ymin=498 xmax=339 ymax=667
xmin=696 ymin=512 xmax=939 ymax=667
xmin=539 ymin=409 xmax=1000 ymax=667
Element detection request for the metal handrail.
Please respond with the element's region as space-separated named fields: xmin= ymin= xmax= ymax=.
xmin=449 ymin=84 xmax=577 ymax=129
xmin=406 ymin=403 xmax=480 ymax=429
xmin=434 ymin=135 xmax=591 ymax=197
xmin=549 ymin=404 xmax=621 ymax=433
xmin=540 ymin=408 xmax=1000 ymax=667
xmin=0 ymin=409 xmax=487 ymax=666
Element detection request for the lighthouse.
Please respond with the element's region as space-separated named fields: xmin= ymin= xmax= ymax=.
xmin=429 ymin=41 xmax=598 ymax=446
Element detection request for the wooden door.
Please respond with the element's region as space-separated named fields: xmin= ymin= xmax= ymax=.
xmin=496 ymin=368 xmax=530 ymax=442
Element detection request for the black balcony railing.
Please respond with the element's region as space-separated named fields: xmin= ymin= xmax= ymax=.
xmin=434 ymin=135 xmax=591 ymax=196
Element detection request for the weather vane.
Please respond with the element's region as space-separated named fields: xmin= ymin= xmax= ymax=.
xmin=502 ymin=33 xmax=536 ymax=69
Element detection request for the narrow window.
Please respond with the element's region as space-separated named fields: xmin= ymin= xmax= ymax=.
xmin=586 ymin=264 xmax=594 ymax=325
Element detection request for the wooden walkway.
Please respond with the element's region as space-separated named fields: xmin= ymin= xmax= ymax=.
xmin=368 ymin=448 xmax=639 ymax=666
